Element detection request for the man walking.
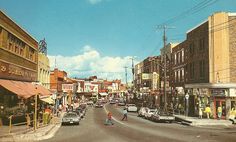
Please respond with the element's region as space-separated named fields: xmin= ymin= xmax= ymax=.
xmin=122 ymin=108 xmax=128 ymax=121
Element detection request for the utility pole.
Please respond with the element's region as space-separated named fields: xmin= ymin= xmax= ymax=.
xmin=124 ymin=66 xmax=128 ymax=86
xmin=124 ymin=66 xmax=128 ymax=103
xmin=130 ymin=57 xmax=135 ymax=84
xmin=156 ymin=25 xmax=174 ymax=112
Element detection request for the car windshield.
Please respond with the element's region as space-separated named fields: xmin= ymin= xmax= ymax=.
xmin=128 ymin=104 xmax=135 ymax=106
xmin=64 ymin=113 xmax=77 ymax=117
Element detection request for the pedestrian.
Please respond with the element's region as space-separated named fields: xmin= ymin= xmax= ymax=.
xmin=199 ymin=108 xmax=203 ymax=119
xmin=121 ymin=108 xmax=128 ymax=121
xmin=106 ymin=112 xmax=114 ymax=125
xmin=217 ymin=105 xmax=222 ymax=120
xmin=204 ymin=105 xmax=211 ymax=119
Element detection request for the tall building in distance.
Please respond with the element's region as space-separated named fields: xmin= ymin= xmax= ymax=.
xmin=134 ymin=56 xmax=161 ymax=107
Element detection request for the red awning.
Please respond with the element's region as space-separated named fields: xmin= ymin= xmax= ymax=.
xmin=0 ymin=79 xmax=51 ymax=99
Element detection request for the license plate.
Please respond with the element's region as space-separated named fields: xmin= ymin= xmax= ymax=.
xmin=70 ymin=121 xmax=73 ymax=123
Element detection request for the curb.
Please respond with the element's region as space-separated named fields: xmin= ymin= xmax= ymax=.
xmin=12 ymin=123 xmax=61 ymax=142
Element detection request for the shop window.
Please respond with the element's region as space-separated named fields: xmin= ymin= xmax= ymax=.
xmin=231 ymin=101 xmax=236 ymax=110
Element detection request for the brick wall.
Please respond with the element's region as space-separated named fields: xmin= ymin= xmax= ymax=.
xmin=229 ymin=16 xmax=236 ymax=83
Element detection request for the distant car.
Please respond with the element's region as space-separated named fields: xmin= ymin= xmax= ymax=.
xmin=62 ymin=112 xmax=80 ymax=125
xmin=127 ymin=104 xmax=138 ymax=112
xmin=86 ymin=101 xmax=94 ymax=106
xmin=144 ymin=108 xmax=156 ymax=119
xmin=95 ymin=103 xmax=103 ymax=108
xmin=109 ymin=100 xmax=116 ymax=104
xmin=151 ymin=110 xmax=175 ymax=123
xmin=118 ymin=101 xmax=126 ymax=106
xmin=138 ymin=107 xmax=147 ymax=117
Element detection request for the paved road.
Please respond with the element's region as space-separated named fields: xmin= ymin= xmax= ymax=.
xmin=43 ymin=104 xmax=236 ymax=142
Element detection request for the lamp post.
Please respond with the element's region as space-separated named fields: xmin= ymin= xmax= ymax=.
xmin=34 ymin=85 xmax=38 ymax=131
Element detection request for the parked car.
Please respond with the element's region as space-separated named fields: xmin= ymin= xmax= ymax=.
xmin=62 ymin=112 xmax=80 ymax=125
xmin=151 ymin=110 xmax=175 ymax=123
xmin=75 ymin=107 xmax=85 ymax=118
xmin=127 ymin=104 xmax=138 ymax=112
xmin=138 ymin=107 xmax=147 ymax=117
xmin=144 ymin=108 xmax=156 ymax=119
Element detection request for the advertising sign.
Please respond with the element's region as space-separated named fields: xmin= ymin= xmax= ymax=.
xmin=0 ymin=60 xmax=37 ymax=81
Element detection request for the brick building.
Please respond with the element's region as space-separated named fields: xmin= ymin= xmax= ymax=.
xmin=0 ymin=11 xmax=50 ymax=115
xmin=171 ymin=12 xmax=236 ymax=119
xmin=159 ymin=43 xmax=179 ymax=106
xmin=134 ymin=56 xmax=161 ymax=107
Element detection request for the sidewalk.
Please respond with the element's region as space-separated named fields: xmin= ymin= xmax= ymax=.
xmin=174 ymin=114 xmax=233 ymax=126
xmin=0 ymin=112 xmax=65 ymax=142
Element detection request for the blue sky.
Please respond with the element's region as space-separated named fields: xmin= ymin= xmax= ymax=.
xmin=1 ymin=0 xmax=236 ymax=82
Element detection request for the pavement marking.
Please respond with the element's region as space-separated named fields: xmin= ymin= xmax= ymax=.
xmin=103 ymin=104 xmax=128 ymax=126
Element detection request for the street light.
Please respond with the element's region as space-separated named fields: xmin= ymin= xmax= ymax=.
xmin=34 ymin=84 xmax=38 ymax=131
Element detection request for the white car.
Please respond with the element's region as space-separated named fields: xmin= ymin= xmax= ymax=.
xmin=127 ymin=104 xmax=138 ymax=112
xmin=144 ymin=108 xmax=156 ymax=119
xmin=138 ymin=107 xmax=147 ymax=117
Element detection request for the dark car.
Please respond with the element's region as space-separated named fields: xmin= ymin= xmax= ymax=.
xmin=62 ymin=112 xmax=80 ymax=125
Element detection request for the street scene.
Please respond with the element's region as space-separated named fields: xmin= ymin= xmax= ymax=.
xmin=1 ymin=0 xmax=236 ymax=142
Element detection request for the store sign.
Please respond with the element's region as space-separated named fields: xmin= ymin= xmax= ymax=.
xmin=142 ymin=73 xmax=150 ymax=80
xmin=199 ymin=88 xmax=208 ymax=96
xmin=0 ymin=60 xmax=37 ymax=81
xmin=211 ymin=89 xmax=226 ymax=96
xmin=62 ymin=84 xmax=74 ymax=92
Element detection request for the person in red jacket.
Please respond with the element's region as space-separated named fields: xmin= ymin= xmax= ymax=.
xmin=106 ymin=112 xmax=114 ymax=125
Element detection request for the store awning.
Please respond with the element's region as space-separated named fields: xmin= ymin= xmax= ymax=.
xmin=99 ymin=92 xmax=108 ymax=96
xmin=40 ymin=96 xmax=54 ymax=104
xmin=0 ymin=79 xmax=51 ymax=99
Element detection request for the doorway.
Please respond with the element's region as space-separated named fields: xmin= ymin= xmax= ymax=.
xmin=215 ymin=99 xmax=226 ymax=119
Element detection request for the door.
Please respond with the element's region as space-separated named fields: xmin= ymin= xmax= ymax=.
xmin=215 ymin=100 xmax=226 ymax=119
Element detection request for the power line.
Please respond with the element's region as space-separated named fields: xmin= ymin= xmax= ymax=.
xmin=160 ymin=0 xmax=219 ymax=25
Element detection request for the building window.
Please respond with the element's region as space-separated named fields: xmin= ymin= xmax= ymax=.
xmin=29 ymin=48 xmax=35 ymax=61
xmin=177 ymin=52 xmax=180 ymax=64
xmin=175 ymin=71 xmax=177 ymax=82
xmin=199 ymin=60 xmax=205 ymax=78
xmin=182 ymin=49 xmax=184 ymax=62
xmin=199 ymin=38 xmax=205 ymax=51
xmin=189 ymin=42 xmax=194 ymax=55
xmin=174 ymin=53 xmax=177 ymax=65
xmin=190 ymin=62 xmax=194 ymax=79
xmin=15 ymin=46 xmax=19 ymax=54
xmin=182 ymin=68 xmax=184 ymax=82
xmin=178 ymin=70 xmax=180 ymax=82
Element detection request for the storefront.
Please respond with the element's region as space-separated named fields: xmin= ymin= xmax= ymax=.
xmin=185 ymin=83 xmax=236 ymax=119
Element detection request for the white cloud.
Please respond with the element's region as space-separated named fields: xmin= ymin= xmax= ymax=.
xmin=87 ymin=0 xmax=105 ymax=5
xmin=48 ymin=45 xmax=137 ymax=83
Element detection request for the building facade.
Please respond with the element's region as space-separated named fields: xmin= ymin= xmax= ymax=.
xmin=134 ymin=56 xmax=161 ymax=107
xmin=38 ymin=52 xmax=50 ymax=89
xmin=0 ymin=11 xmax=51 ymax=116
xmin=172 ymin=12 xmax=236 ymax=119
xmin=159 ymin=43 xmax=179 ymax=106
